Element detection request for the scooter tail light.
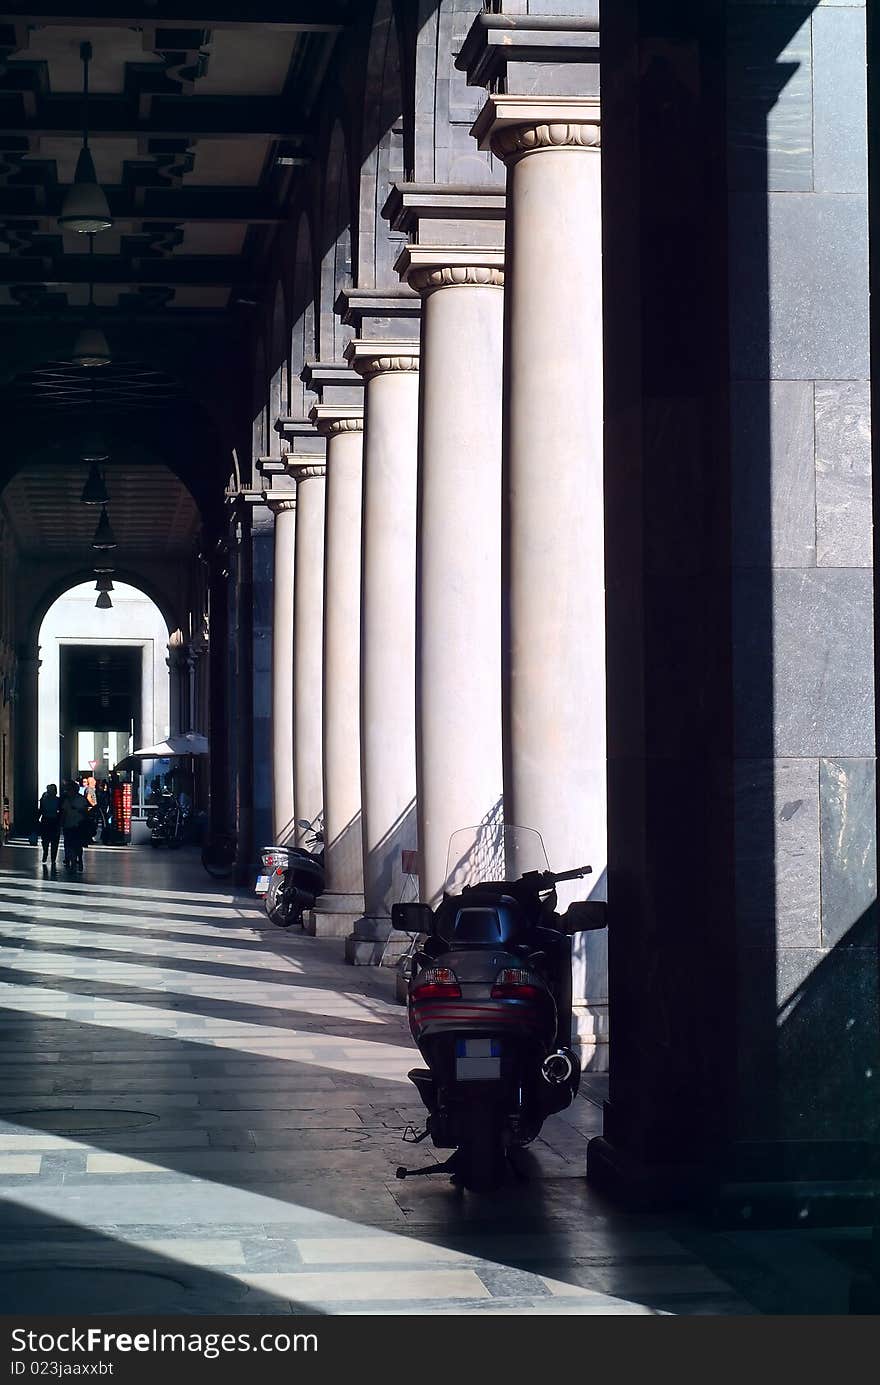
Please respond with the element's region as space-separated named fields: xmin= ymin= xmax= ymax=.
xmin=491 ymin=967 xmax=543 ymax=1000
xmin=411 ymin=967 xmax=461 ymax=1001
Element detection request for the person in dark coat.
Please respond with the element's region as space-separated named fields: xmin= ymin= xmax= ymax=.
xmin=38 ymin=783 xmax=61 ymax=867
xmin=60 ymin=781 xmax=88 ymax=871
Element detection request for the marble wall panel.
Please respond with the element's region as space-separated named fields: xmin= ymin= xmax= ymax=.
xmin=736 ymin=935 xmax=879 ymax=1145
xmin=727 ymin=8 xmax=813 ymax=192
xmin=733 ymin=569 xmax=875 ymax=758
xmin=734 ymin=758 xmax=820 ymax=946
xmin=815 ymin=381 xmax=872 ymax=568
xmin=819 ymin=758 xmax=877 ymax=948
xmin=730 ymin=193 xmax=869 ymax=380
xmin=729 ymin=1 xmax=863 ymax=8
xmin=812 ymin=6 xmax=869 ymax=194
xmin=731 ymin=380 xmax=815 ymax=568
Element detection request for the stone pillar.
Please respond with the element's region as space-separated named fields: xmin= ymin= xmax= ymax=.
xmin=396 ymin=248 xmax=505 ymax=905
xmin=305 ymin=406 xmax=366 ymax=937
xmin=207 ymin=549 xmax=232 ymax=838
xmin=288 ymin=459 xmax=326 ymax=849
xmin=343 ymin=340 xmax=420 ymax=964
xmin=472 ymin=96 xmax=607 ymax=1056
xmin=266 ymin=495 xmax=297 ymax=845
xmin=14 ymin=647 xmax=40 ymax=833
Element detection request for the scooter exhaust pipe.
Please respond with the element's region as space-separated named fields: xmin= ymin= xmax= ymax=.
xmin=541 ymin=1050 xmax=575 ymax=1086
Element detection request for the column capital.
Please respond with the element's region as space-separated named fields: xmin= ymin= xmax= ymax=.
xmin=344 ymin=339 xmax=420 ymax=380
xmin=455 ymin=12 xmax=599 ymax=93
xmin=286 ymin=458 xmax=327 ymax=483
xmin=471 ymin=95 xmax=601 ymax=164
xmin=263 ymin=493 xmax=298 ymax=516
xmin=395 ymin=245 xmax=505 ymax=296
xmin=309 ymin=403 xmax=365 ymax=437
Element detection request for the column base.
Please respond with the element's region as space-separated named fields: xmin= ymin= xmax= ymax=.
xmin=587 ymin=1136 xmax=880 ymax=1227
xmin=344 ymin=915 xmax=412 ymax=967
xmin=304 ymin=892 xmax=365 ymax=939
xmin=571 ymin=1001 xmax=608 ymax=1072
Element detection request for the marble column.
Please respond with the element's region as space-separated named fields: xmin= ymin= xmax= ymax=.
xmin=396 ymin=248 xmax=505 ymax=906
xmin=266 ymin=495 xmax=297 ymax=845
xmin=472 ymin=96 xmax=607 ymax=1054
xmin=288 ymin=459 xmax=326 ymax=849
xmin=14 ymin=647 xmax=40 ymax=833
xmin=207 ymin=550 xmax=232 ymax=838
xmin=343 ymin=340 xmax=420 ymax=964
xmin=305 ymin=406 xmax=366 ymax=937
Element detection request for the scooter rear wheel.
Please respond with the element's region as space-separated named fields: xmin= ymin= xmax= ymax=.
xmin=456 ymin=1107 xmax=504 ymax=1193
xmin=265 ymin=874 xmax=293 ymax=927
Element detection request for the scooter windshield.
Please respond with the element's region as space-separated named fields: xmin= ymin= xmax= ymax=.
xmin=443 ymin=824 xmax=550 ymax=894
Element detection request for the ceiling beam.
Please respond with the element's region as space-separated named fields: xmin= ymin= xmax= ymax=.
xmin=0 ymin=4 xmax=347 ymax=29
xmin=0 ymin=96 xmax=310 ymax=141
xmin=0 ymin=254 xmax=246 ymax=284
xmin=0 ymin=187 xmax=287 ymax=221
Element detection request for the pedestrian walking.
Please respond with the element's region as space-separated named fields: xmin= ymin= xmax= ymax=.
xmin=37 ymin=783 xmax=62 ymax=868
xmin=60 ymin=780 xmax=88 ymax=871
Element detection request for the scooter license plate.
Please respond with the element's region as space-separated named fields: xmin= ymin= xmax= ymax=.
xmin=455 ymin=1038 xmax=501 ymax=1081
xmin=255 ymin=875 xmax=271 ymax=895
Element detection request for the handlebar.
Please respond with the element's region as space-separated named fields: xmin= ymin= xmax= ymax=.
xmin=549 ymin=865 xmax=592 ymax=884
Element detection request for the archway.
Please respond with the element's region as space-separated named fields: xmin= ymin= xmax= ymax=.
xmin=37 ymin=580 xmax=171 ymax=826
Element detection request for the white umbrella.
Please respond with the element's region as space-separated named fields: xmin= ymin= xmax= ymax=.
xmin=114 ymin=733 xmax=209 ymax=770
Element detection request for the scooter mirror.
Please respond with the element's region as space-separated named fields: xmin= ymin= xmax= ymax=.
xmin=564 ymin=900 xmax=607 ymax=932
xmin=392 ymin=902 xmax=433 ymax=934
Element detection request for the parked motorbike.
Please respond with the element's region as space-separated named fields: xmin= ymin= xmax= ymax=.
xmin=264 ymin=820 xmax=325 ymax=928
xmin=149 ymin=792 xmax=189 ymax=849
xmin=392 ymin=824 xmax=607 ymax=1192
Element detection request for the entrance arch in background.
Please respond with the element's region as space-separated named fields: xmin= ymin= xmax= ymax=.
xmin=38 ymin=581 xmax=171 ymax=799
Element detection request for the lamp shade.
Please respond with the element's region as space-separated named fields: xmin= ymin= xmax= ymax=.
xmin=94 ymin=573 xmax=114 ymax=593
xmin=95 ymin=592 xmax=113 ymax=610
xmin=59 ymin=146 xmax=112 ymax=234
xmin=91 ymin=507 xmax=117 ymax=550
xmin=71 ymin=322 xmax=111 ymax=368
xmin=81 ymin=463 xmax=109 ymax=506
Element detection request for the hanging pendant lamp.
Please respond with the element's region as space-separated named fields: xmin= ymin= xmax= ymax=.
xmin=95 ymin=592 xmax=113 ymax=610
xmin=91 ymin=506 xmax=117 ymax=550
xmin=81 ymin=462 xmax=109 ymax=506
xmin=59 ymin=42 xmax=112 ymax=234
xmin=94 ymin=573 xmax=114 ymax=593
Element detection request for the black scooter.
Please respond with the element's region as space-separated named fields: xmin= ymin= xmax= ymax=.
xmin=149 ymin=792 xmax=188 ymax=849
xmin=265 ymin=819 xmax=325 ymax=928
xmin=392 ymin=825 xmax=606 ymax=1192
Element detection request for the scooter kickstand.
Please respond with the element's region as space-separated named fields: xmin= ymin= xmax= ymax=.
xmin=395 ymin=1152 xmax=459 ymax=1180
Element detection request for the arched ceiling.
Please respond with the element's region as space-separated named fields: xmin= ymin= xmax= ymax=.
xmin=2 ymin=456 xmax=199 ymax=562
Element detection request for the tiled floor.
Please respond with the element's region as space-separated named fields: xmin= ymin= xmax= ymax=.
xmin=0 ymin=842 xmax=865 ymax=1315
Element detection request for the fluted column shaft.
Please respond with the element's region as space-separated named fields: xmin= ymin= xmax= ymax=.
xmin=397 ymin=249 xmax=505 ymax=905
xmin=306 ymin=407 xmax=366 ymax=937
xmin=473 ymin=96 xmax=607 ymax=1052
xmin=266 ymin=496 xmax=297 ymax=844
xmin=344 ymin=340 xmax=420 ymax=964
xmin=289 ymin=460 xmax=326 ymax=848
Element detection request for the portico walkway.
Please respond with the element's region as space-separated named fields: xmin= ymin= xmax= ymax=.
xmin=0 ymin=844 xmax=856 ymax=1315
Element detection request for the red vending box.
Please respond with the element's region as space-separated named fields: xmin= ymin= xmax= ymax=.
xmin=112 ymin=783 xmax=132 ymax=844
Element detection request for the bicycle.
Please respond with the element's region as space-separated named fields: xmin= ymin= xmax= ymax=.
xmin=200 ymin=830 xmax=237 ymax=878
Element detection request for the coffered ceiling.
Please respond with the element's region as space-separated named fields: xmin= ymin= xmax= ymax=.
xmin=0 ymin=3 xmax=349 ymax=319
